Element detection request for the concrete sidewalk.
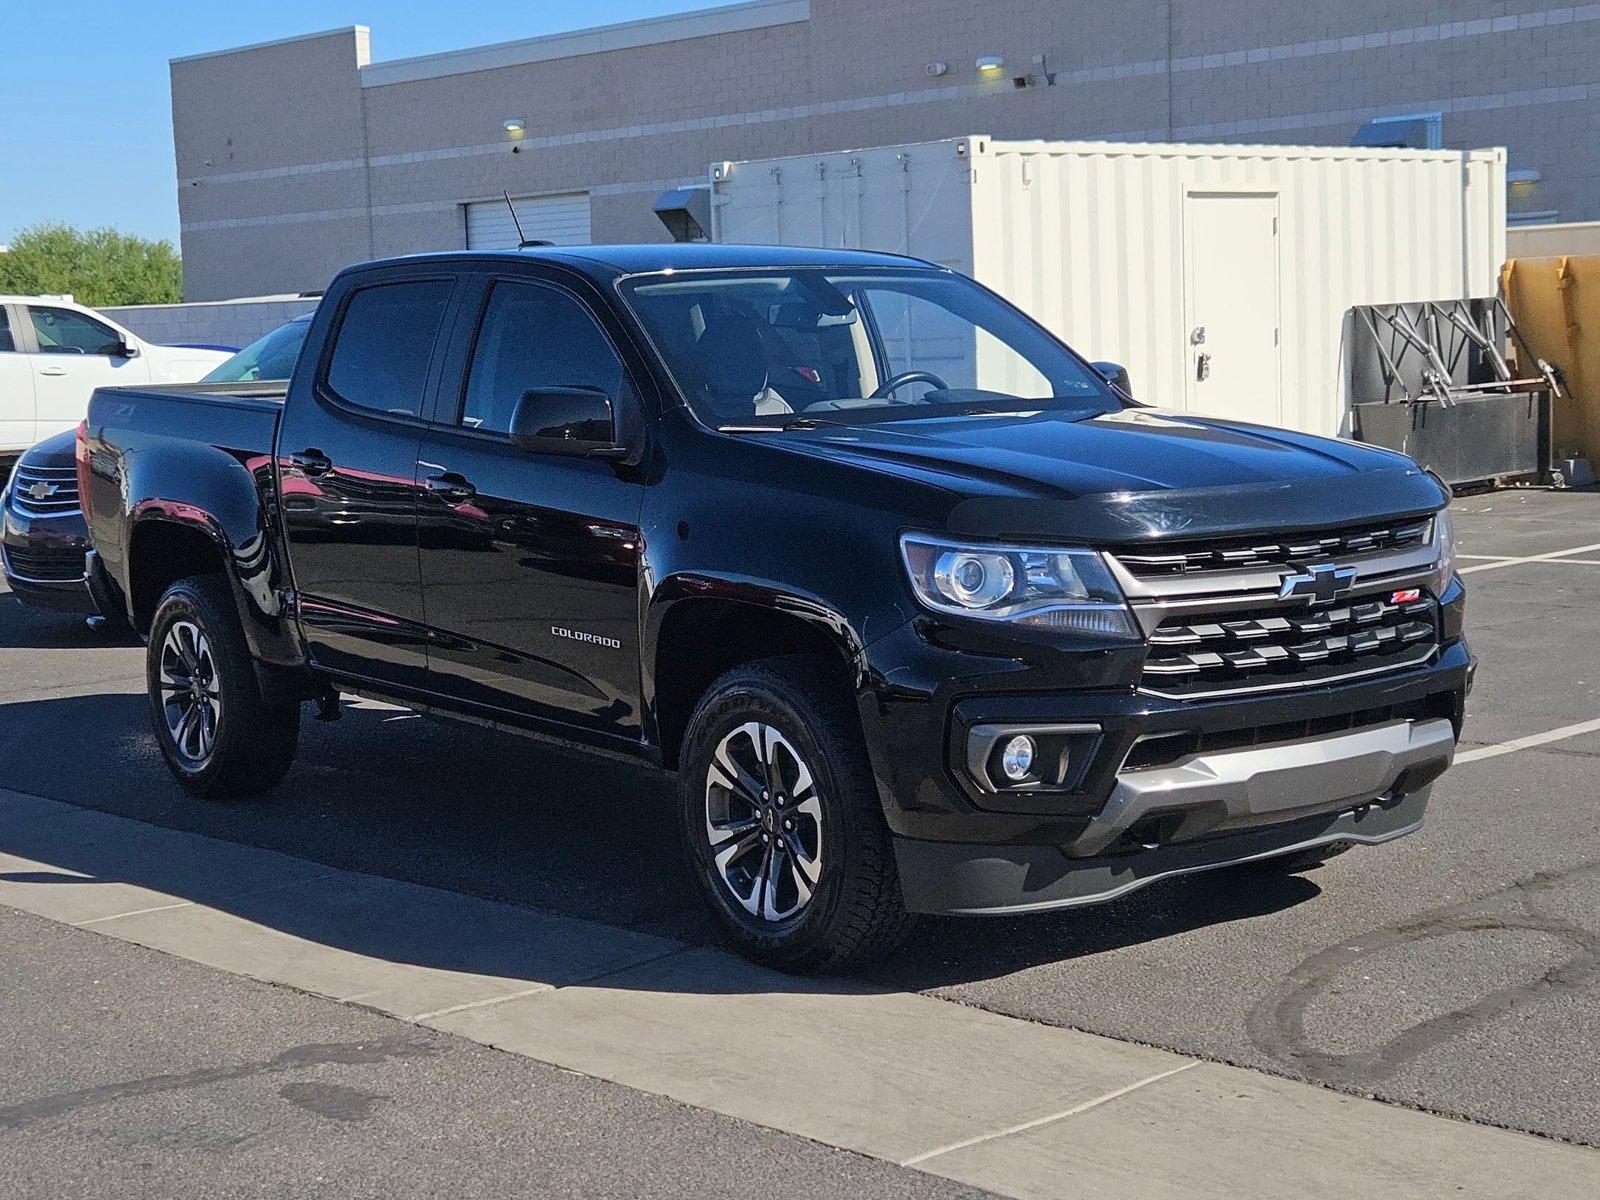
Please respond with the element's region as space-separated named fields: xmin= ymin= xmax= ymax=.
xmin=0 ymin=905 xmax=987 ymax=1200
xmin=2 ymin=787 xmax=1592 ymax=1199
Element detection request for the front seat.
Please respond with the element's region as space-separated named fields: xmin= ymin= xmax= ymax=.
xmin=693 ymin=307 xmax=789 ymax=421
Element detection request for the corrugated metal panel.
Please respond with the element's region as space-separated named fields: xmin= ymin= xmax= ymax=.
xmin=464 ymin=193 xmax=591 ymax=249
xmin=711 ymin=137 xmax=1506 ymax=438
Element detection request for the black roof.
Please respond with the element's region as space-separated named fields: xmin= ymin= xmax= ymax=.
xmin=356 ymin=243 xmax=938 ymax=280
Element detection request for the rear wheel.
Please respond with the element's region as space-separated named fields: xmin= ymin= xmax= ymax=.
xmin=146 ymin=576 xmax=300 ymax=798
xmin=678 ymin=656 xmax=909 ymax=973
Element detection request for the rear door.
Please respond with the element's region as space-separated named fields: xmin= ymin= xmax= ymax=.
xmin=1182 ymin=191 xmax=1283 ymax=426
xmin=414 ymin=269 xmax=644 ymax=739
xmin=24 ymin=304 xmax=152 ymax=440
xmin=277 ymin=271 xmax=461 ymax=692
xmin=0 ymin=306 xmax=35 ymax=450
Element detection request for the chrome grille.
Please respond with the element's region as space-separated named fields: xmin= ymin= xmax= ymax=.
xmin=10 ymin=464 xmax=81 ymax=516
xmin=1141 ymin=592 xmax=1438 ymax=697
xmin=1109 ymin=517 xmax=1445 ymax=700
xmin=3 ymin=544 xmax=85 ymax=582
xmin=1115 ymin=519 xmax=1431 ymax=578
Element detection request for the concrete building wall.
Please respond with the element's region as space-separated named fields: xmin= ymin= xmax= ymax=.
xmin=172 ymin=1 xmax=1600 ymax=300
xmin=101 ymin=297 xmax=318 ymax=349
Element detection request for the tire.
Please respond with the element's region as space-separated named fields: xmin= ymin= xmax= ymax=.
xmin=146 ymin=575 xmax=300 ymax=799
xmin=677 ymin=655 xmax=910 ymax=973
xmin=1243 ymin=840 xmax=1353 ymax=875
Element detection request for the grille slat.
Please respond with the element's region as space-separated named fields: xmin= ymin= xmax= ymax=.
xmin=10 ymin=464 xmax=82 ymax=517
xmin=1115 ymin=519 xmax=1431 ymax=578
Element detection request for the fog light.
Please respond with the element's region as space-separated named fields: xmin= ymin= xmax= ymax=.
xmin=1000 ymin=735 xmax=1036 ymax=781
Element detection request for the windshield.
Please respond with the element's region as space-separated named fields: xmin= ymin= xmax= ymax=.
xmin=201 ymin=317 xmax=312 ymax=383
xmin=621 ymin=267 xmax=1117 ymax=429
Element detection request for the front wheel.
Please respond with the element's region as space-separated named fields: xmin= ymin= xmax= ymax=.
xmin=678 ymin=657 xmax=909 ymax=973
xmin=146 ymin=575 xmax=300 ymax=798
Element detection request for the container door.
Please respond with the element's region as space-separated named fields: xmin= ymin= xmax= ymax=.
xmin=1182 ymin=192 xmax=1282 ymax=426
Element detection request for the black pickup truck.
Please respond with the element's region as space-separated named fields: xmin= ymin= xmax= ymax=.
xmin=81 ymin=245 xmax=1468 ymax=970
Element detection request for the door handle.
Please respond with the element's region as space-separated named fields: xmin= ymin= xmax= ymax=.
xmin=39 ymin=366 xmax=68 ymax=377
xmin=290 ymin=449 xmax=333 ymax=477
xmin=425 ymin=472 xmax=476 ymax=503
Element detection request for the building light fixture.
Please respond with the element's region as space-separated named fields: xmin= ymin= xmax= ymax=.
xmin=975 ymin=55 xmax=1005 ymax=77
xmin=502 ymin=118 xmax=526 ymax=140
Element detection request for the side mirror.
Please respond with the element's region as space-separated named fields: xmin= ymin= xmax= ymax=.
xmin=109 ymin=339 xmax=140 ymax=359
xmin=1091 ymin=360 xmax=1132 ymax=399
xmin=509 ymin=386 xmax=625 ymax=459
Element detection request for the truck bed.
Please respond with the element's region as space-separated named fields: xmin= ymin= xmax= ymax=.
xmin=88 ymin=380 xmax=287 ymax=462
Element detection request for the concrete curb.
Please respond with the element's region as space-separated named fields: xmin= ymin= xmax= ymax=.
xmin=3 ymin=788 xmax=1593 ymax=1198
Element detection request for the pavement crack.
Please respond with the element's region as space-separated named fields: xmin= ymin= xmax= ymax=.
xmin=1246 ymin=860 xmax=1600 ymax=1085
xmin=0 ymin=1037 xmax=436 ymax=1134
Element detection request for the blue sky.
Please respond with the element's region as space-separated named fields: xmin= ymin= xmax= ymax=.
xmin=0 ymin=1 xmax=707 ymax=248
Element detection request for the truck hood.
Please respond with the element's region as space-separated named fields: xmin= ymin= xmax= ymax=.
xmin=770 ymin=406 xmax=1447 ymax=543
xmin=16 ymin=426 xmax=79 ymax=469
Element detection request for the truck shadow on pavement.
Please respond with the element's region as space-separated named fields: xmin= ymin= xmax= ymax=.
xmin=0 ymin=687 xmax=1322 ymax=995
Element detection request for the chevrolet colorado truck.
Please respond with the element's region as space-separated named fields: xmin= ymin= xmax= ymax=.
xmin=80 ymin=245 xmax=1468 ymax=971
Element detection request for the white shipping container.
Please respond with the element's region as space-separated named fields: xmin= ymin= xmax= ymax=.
xmin=709 ymin=136 xmax=1507 ymax=438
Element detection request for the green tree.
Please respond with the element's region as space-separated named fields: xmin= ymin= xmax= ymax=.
xmin=0 ymin=223 xmax=182 ymax=306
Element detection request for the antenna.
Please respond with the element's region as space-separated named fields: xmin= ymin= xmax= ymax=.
xmin=501 ymin=190 xmax=555 ymax=249
xmin=503 ymin=190 xmax=528 ymax=245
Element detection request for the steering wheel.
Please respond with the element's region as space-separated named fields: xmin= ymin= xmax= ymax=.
xmin=870 ymin=370 xmax=949 ymax=399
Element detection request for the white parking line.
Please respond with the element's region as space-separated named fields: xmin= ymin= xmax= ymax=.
xmin=1455 ymin=717 xmax=1600 ymax=764
xmin=899 ymin=1060 xmax=1202 ymax=1166
xmin=1459 ymin=541 xmax=1600 ymax=574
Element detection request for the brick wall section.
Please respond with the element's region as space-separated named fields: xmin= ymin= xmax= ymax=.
xmin=172 ymin=3 xmax=1599 ymax=299
xmin=101 ymin=298 xmax=318 ymax=349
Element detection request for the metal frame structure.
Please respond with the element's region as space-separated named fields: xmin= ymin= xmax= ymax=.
xmin=1350 ymin=298 xmax=1560 ymax=488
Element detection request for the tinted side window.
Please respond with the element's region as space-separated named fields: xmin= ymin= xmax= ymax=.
xmin=325 ymin=280 xmax=454 ymax=417
xmin=28 ymin=306 xmax=121 ymax=355
xmin=460 ymin=282 xmax=624 ymax=433
xmin=0 ymin=310 xmax=13 ymax=353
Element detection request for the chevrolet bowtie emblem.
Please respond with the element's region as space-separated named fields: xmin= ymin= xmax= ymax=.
xmin=1278 ymin=563 xmax=1357 ymax=604
xmin=26 ymin=481 xmax=57 ymax=502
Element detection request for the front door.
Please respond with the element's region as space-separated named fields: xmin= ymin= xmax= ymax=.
xmin=1182 ymin=192 xmax=1282 ymax=426
xmin=0 ymin=306 xmax=35 ymax=450
xmin=277 ymin=274 xmax=460 ymax=691
xmin=24 ymin=305 xmax=151 ymax=440
xmin=415 ymin=274 xmax=644 ymax=740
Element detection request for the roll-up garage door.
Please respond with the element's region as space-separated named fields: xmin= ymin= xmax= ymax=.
xmin=464 ymin=193 xmax=592 ymax=249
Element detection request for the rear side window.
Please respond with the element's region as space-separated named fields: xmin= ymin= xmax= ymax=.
xmin=324 ymin=280 xmax=454 ymax=417
xmin=459 ymin=281 xmax=625 ymax=433
xmin=0 ymin=310 xmax=13 ymax=353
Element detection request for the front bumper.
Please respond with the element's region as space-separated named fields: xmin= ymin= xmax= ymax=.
xmin=857 ymin=584 xmax=1469 ymax=915
xmin=895 ymin=786 xmax=1432 ymax=915
xmin=1 ymin=503 xmax=95 ymax=615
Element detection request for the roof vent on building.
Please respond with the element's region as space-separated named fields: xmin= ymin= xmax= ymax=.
xmin=1351 ymin=113 xmax=1443 ymax=150
xmin=654 ymin=186 xmax=713 ymax=243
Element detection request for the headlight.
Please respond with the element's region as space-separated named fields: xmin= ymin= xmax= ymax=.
xmin=900 ymin=534 xmax=1137 ymax=637
xmin=1 ymin=457 xmax=18 ymax=503
xmin=1429 ymin=507 xmax=1456 ymax=595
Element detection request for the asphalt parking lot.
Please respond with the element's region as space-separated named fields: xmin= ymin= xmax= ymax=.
xmin=2 ymin=487 xmax=1599 ymax=1169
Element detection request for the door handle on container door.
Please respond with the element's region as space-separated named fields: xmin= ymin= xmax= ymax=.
xmin=424 ymin=472 xmax=476 ymax=503
xmin=290 ymin=449 xmax=333 ymax=477
xmin=1196 ymin=353 xmax=1212 ymax=382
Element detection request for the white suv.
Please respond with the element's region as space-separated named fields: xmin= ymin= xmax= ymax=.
xmin=0 ymin=297 xmax=231 ymax=453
